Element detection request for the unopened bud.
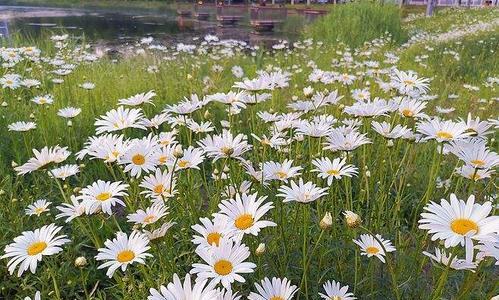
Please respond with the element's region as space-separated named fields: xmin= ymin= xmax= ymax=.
xmin=255 ymin=243 xmax=266 ymax=256
xmin=67 ymin=120 xmax=73 ymax=127
xmin=204 ymin=110 xmax=211 ymax=119
xmin=173 ymin=145 xmax=183 ymax=158
xmin=387 ymin=140 xmax=394 ymax=147
xmin=11 ymin=161 xmax=18 ymax=168
xmin=319 ymin=212 xmax=333 ymax=230
xmin=74 ymin=256 xmax=87 ymax=267
xmin=343 ymin=211 xmax=361 ymax=228
xmin=1 ymin=101 xmax=7 ymax=107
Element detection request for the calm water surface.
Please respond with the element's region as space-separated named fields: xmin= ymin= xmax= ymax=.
xmin=0 ymin=5 xmax=297 ymax=46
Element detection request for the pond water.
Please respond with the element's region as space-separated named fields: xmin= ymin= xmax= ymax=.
xmin=0 ymin=5 xmax=299 ymax=47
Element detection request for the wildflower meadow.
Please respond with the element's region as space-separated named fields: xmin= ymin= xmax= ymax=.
xmin=0 ymin=3 xmax=498 ymax=300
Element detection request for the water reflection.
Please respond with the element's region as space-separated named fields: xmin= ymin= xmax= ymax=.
xmin=0 ymin=5 xmax=296 ymax=46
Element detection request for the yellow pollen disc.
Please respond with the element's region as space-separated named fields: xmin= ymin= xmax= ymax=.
xmin=153 ymin=184 xmax=164 ymax=194
xmin=39 ymin=99 xmax=46 ymax=104
xmin=403 ymin=79 xmax=414 ymax=85
xmin=35 ymin=207 xmax=45 ymax=215
xmin=111 ymin=151 xmax=120 ymax=158
xmin=132 ymin=154 xmax=146 ymax=165
xmin=117 ymin=250 xmax=135 ymax=263
xmin=221 ymin=146 xmax=234 ymax=156
xmin=96 ymin=192 xmax=112 ymax=201
xmin=159 ymin=156 xmax=167 ymax=164
xmin=436 ymin=131 xmax=453 ymax=140
xmin=275 ymin=171 xmax=288 ymax=179
xmin=327 ymin=169 xmax=340 ymax=176
xmin=213 ymin=259 xmax=233 ymax=275
xmin=6 ymin=80 xmax=13 ymax=85
xmin=402 ymin=109 xmax=414 ymax=117
xmin=470 ymin=159 xmax=485 ymax=167
xmin=27 ymin=241 xmax=47 ymax=256
xmin=206 ymin=232 xmax=221 ymax=246
xmin=330 ymin=296 xmax=342 ymax=300
xmin=178 ymin=160 xmax=189 ymax=168
xmin=451 ymin=218 xmax=478 ymax=235
xmin=270 ymin=297 xmax=285 ymax=300
xmin=143 ymin=215 xmax=156 ymax=224
xmin=471 ymin=173 xmax=481 ymax=181
xmin=96 ymin=192 xmax=111 ymax=201
xmin=9 ymin=52 xmax=15 ymax=57
xmin=366 ymin=246 xmax=379 ymax=254
xmin=234 ymin=214 xmax=254 ymax=230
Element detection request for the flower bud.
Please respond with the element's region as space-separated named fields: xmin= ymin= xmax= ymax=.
xmin=319 ymin=212 xmax=333 ymax=230
xmin=343 ymin=211 xmax=361 ymax=228
xmin=74 ymin=256 xmax=87 ymax=267
xmin=387 ymin=140 xmax=394 ymax=147
xmin=255 ymin=243 xmax=266 ymax=256
xmin=11 ymin=161 xmax=18 ymax=168
xmin=1 ymin=101 xmax=8 ymax=107
xmin=173 ymin=145 xmax=183 ymax=158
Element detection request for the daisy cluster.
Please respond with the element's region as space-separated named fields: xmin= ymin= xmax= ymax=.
xmin=1 ymin=17 xmax=498 ymax=299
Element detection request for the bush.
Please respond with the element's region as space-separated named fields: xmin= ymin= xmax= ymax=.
xmin=305 ymin=1 xmax=408 ymax=47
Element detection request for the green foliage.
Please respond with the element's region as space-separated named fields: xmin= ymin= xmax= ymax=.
xmin=305 ymin=1 xmax=409 ymax=47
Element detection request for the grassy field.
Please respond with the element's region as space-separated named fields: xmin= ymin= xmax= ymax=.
xmin=0 ymin=4 xmax=498 ymax=300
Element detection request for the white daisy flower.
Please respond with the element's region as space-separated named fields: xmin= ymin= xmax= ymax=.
xmin=311 ymin=157 xmax=358 ymax=185
xmin=277 ymin=178 xmax=328 ymax=204
xmin=214 ymin=192 xmax=276 ymax=240
xmin=95 ymin=231 xmax=152 ymax=278
xmin=192 ymin=217 xmax=234 ymax=249
xmin=147 ymin=273 xmax=219 ymax=300
xmin=352 ymin=234 xmax=396 ymax=263
xmin=319 ymin=280 xmax=356 ymax=300
xmin=1 ymin=224 xmax=70 ymax=276
xmin=419 ymin=194 xmax=499 ymax=248
xmin=248 ymin=277 xmax=299 ymax=300
xmin=78 ymin=180 xmax=129 ymax=215
xmin=55 ymin=195 xmax=86 ymax=223
xmin=127 ymin=203 xmax=169 ymax=227
xmin=25 ymin=199 xmax=51 ymax=216
xmin=191 ymin=238 xmax=256 ymax=289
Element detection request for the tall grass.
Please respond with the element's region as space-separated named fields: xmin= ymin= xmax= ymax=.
xmin=305 ymin=2 xmax=408 ymax=47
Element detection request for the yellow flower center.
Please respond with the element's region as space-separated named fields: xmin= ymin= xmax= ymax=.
xmin=132 ymin=154 xmax=145 ymax=165
xmin=159 ymin=156 xmax=167 ymax=164
xmin=178 ymin=160 xmax=189 ymax=168
xmin=27 ymin=241 xmax=47 ymax=255
xmin=35 ymin=207 xmax=45 ymax=215
xmin=116 ymin=250 xmax=135 ymax=263
xmin=366 ymin=246 xmax=379 ymax=254
xmin=327 ymin=169 xmax=340 ymax=176
xmin=275 ymin=171 xmax=288 ymax=179
xmin=403 ymin=79 xmax=414 ymax=86
xmin=39 ymin=98 xmax=47 ymax=104
xmin=451 ymin=218 xmax=478 ymax=235
xmin=206 ymin=232 xmax=221 ymax=246
xmin=402 ymin=109 xmax=414 ymax=117
xmin=470 ymin=159 xmax=485 ymax=167
xmin=270 ymin=297 xmax=285 ymax=300
xmin=221 ymin=146 xmax=234 ymax=156
xmin=234 ymin=214 xmax=254 ymax=230
xmin=96 ymin=192 xmax=111 ymax=201
xmin=153 ymin=184 xmax=164 ymax=194
xmin=6 ymin=80 xmax=13 ymax=85
xmin=143 ymin=215 xmax=156 ymax=224
xmin=213 ymin=259 xmax=233 ymax=275
xmin=330 ymin=296 xmax=342 ymax=300
xmin=436 ymin=131 xmax=453 ymax=140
